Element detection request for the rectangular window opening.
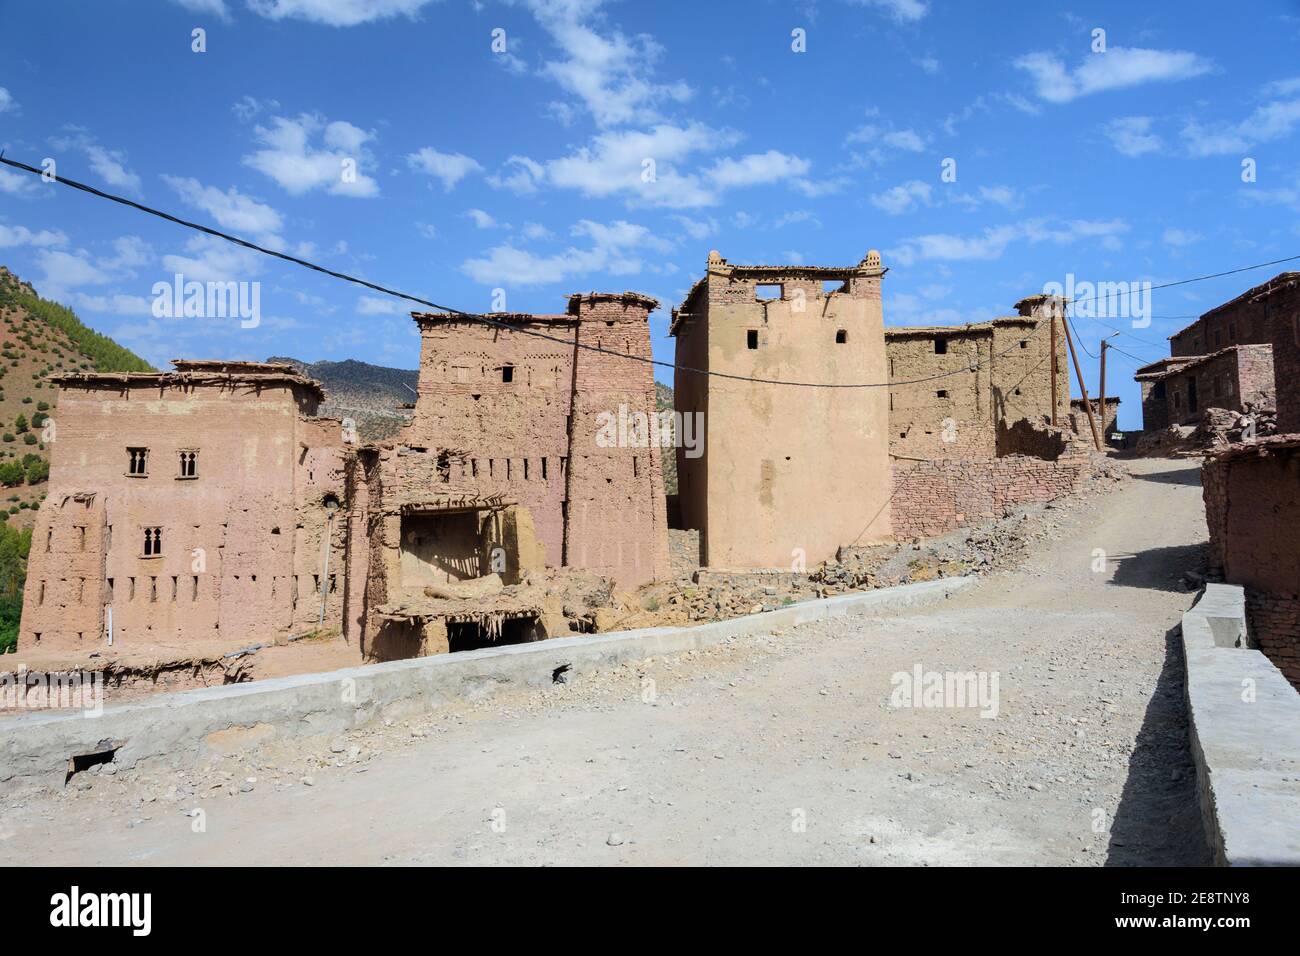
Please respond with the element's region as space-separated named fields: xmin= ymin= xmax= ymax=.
xmin=746 ymin=329 xmax=759 ymax=350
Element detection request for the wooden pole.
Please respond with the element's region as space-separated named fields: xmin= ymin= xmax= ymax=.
xmin=1049 ymin=312 xmax=1059 ymax=426
xmin=1063 ymin=315 xmax=1103 ymax=450
xmin=1098 ymin=339 xmax=1108 ymax=440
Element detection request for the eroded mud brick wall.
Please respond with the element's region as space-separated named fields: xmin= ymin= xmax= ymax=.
xmin=885 ymin=310 xmax=1066 ymax=459
xmin=20 ymin=365 xmax=347 ymax=650
xmin=1069 ymin=397 xmax=1120 ymax=438
xmin=565 ymin=293 xmax=670 ymax=588
xmin=400 ymin=296 xmax=667 ymax=589
xmin=403 ymin=313 xmax=575 ymax=568
xmin=1202 ymin=442 xmax=1300 ymax=687
xmin=673 ymin=251 xmax=892 ymax=568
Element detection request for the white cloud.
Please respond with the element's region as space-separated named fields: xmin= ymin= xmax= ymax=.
xmin=161 ymin=234 xmax=265 ymax=283
xmin=845 ymin=121 xmax=926 ymax=166
xmin=246 ymin=0 xmax=437 ymax=27
xmin=169 ymin=0 xmax=231 ymax=18
xmin=844 ymin=0 xmax=929 ymax=22
xmin=50 ymin=130 xmax=143 ymax=193
xmin=242 ymin=114 xmax=379 ymax=197
xmin=889 ymin=218 xmax=1129 ymax=266
xmin=543 ymin=122 xmax=732 ymax=208
xmin=1162 ymin=228 xmax=1203 ymax=248
xmin=1104 ymin=116 xmax=1163 ymax=157
xmin=672 ymin=215 xmax=717 ymax=240
xmin=0 ymin=87 xmax=17 ymax=113
xmin=465 ymin=209 xmax=499 ymax=229
xmin=1181 ymin=90 xmax=1300 ymax=157
xmin=870 ymin=179 xmax=932 ymax=215
xmin=232 ymin=95 xmax=281 ymax=122
xmin=0 ymin=224 xmax=67 ymax=248
xmin=0 ymin=169 xmax=39 ymax=197
xmin=357 ymin=295 xmax=400 ymax=315
xmin=406 ymin=148 xmax=483 ymax=191
xmin=705 ymin=151 xmax=810 ymax=188
xmin=1015 ymin=47 xmax=1213 ymax=103
xmin=525 ymin=0 xmax=693 ymax=127
xmin=162 ymin=175 xmax=284 ymax=242
xmin=486 ymin=155 xmax=545 ymax=195
xmin=461 ymin=218 xmax=670 ymax=287
xmin=37 ymin=250 xmax=112 ymax=289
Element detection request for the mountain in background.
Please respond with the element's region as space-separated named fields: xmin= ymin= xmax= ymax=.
xmin=268 ymin=354 xmax=679 ymax=493
xmin=266 ymin=356 xmax=417 ymax=441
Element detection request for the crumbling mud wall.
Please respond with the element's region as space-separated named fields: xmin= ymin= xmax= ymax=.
xmin=20 ymin=362 xmax=347 ymax=651
xmin=671 ymin=251 xmax=892 ymax=568
xmin=1202 ymin=437 xmax=1300 ymax=686
xmin=401 ymin=295 xmax=667 ymax=588
xmin=1069 ymin=397 xmax=1121 ymax=439
xmin=885 ymin=301 xmax=1067 ymax=459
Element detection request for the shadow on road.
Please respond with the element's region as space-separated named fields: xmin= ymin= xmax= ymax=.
xmin=1128 ymin=466 xmax=1204 ymax=487
xmin=1107 ymin=543 xmax=1206 ymax=593
xmin=1106 ymin=624 xmax=1212 ymax=866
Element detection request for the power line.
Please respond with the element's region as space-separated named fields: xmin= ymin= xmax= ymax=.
xmin=1065 ymin=255 xmax=1300 ymax=310
xmin=0 ymin=154 xmax=1041 ymax=390
xmin=3 ymin=153 xmax=1295 ymax=390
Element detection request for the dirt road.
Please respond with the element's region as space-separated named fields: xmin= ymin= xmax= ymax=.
xmin=2 ymin=457 xmax=1212 ymax=865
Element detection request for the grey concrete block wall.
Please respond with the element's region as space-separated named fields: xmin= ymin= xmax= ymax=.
xmin=1182 ymin=583 xmax=1300 ymax=866
xmin=0 ymin=576 xmax=975 ymax=796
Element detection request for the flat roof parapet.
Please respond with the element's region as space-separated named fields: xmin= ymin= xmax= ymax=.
xmin=51 ymin=358 xmax=327 ymax=401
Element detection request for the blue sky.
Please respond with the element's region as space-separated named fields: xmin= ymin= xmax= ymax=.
xmin=2 ymin=0 xmax=1299 ymax=429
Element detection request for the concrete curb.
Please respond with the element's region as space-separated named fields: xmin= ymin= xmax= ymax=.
xmin=1181 ymin=583 xmax=1300 ymax=866
xmin=0 ymin=575 xmax=976 ymax=795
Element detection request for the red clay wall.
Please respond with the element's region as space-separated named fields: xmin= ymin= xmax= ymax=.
xmin=399 ymin=293 xmax=667 ymax=588
xmin=1202 ymin=442 xmax=1300 ymax=687
xmin=890 ymin=450 xmax=1087 ymax=539
xmin=21 ymin=374 xmax=347 ymax=651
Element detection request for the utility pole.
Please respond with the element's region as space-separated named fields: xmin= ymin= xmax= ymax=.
xmin=1049 ymin=311 xmax=1059 ymax=426
xmin=1098 ymin=334 xmax=1117 ymax=442
xmin=1063 ymin=315 xmax=1103 ymax=450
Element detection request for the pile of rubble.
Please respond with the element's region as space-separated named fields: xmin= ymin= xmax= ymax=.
xmin=1137 ymin=404 xmax=1277 ymax=457
xmin=1193 ymin=403 xmax=1277 ymax=448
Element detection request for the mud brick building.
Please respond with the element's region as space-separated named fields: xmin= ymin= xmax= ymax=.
xmin=1070 ymin=396 xmax=1121 ymax=439
xmin=1134 ymin=273 xmax=1295 ymax=432
xmin=1135 ymin=346 xmax=1274 ymax=428
xmin=885 ymin=295 xmax=1069 ymax=458
xmin=344 ymin=292 xmax=669 ymax=657
xmin=21 ymin=361 xmax=348 ymax=650
xmin=1260 ymin=273 xmax=1300 ymax=432
xmin=671 ymin=251 xmax=893 ymax=568
xmin=1203 ymin=436 xmax=1300 ymax=687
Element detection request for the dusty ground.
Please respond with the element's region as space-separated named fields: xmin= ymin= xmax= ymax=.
xmin=0 ymin=456 xmax=1212 ymax=866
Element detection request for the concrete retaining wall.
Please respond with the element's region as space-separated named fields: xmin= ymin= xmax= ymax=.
xmin=1182 ymin=583 xmax=1300 ymax=866
xmin=0 ymin=576 xmax=975 ymax=795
